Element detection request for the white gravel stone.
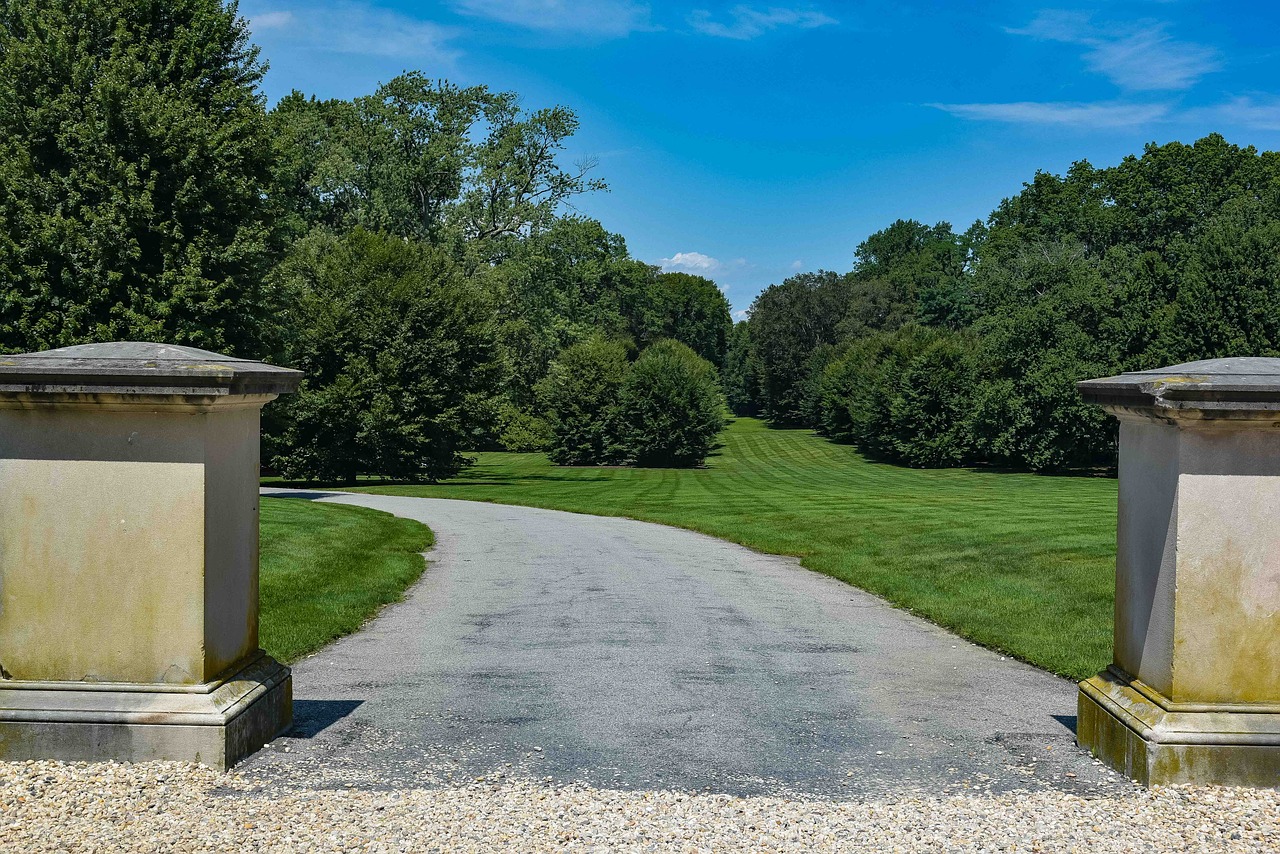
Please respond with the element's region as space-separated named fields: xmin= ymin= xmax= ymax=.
xmin=0 ymin=760 xmax=1276 ymax=852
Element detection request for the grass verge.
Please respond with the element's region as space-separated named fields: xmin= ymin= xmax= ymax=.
xmin=343 ymin=417 xmax=1117 ymax=680
xmin=259 ymin=497 xmax=434 ymax=662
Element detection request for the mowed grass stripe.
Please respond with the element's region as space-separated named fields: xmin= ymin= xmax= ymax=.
xmin=353 ymin=417 xmax=1117 ymax=679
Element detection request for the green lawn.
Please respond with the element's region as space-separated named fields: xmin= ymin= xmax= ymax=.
xmin=258 ymin=498 xmax=433 ymax=662
xmin=348 ymin=417 xmax=1117 ymax=680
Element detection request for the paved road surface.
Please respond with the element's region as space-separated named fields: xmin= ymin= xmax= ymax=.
xmin=243 ymin=491 xmax=1125 ymax=797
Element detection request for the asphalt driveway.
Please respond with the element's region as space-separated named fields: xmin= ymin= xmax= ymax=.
xmin=243 ymin=491 xmax=1124 ymax=797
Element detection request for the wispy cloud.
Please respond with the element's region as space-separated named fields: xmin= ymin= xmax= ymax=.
xmin=1186 ymin=96 xmax=1280 ymax=131
xmin=929 ymin=100 xmax=1169 ymax=128
xmin=250 ymin=10 xmax=295 ymax=29
xmin=452 ymin=0 xmax=653 ymax=37
xmin=1008 ymin=10 xmax=1219 ymax=91
xmin=245 ymin=3 xmax=460 ymax=64
xmin=689 ymin=5 xmax=836 ymax=40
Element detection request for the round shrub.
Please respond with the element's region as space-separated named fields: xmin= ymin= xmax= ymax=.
xmin=495 ymin=403 xmax=554 ymax=452
xmin=616 ymin=340 xmax=725 ymax=467
xmin=820 ymin=325 xmax=979 ymax=467
xmin=266 ymin=228 xmax=501 ymax=484
xmin=538 ymin=335 xmax=630 ymax=465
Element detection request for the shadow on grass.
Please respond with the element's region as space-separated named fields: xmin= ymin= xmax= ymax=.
xmin=265 ymin=478 xmax=423 ymax=490
xmin=265 ymin=458 xmax=723 ymax=492
xmin=261 ymin=490 xmax=347 ymax=500
xmin=753 ymin=417 xmax=1117 ymax=480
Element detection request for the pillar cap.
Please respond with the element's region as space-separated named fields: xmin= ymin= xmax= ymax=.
xmin=1079 ymin=357 xmax=1280 ymax=416
xmin=0 ymin=342 xmax=303 ymax=397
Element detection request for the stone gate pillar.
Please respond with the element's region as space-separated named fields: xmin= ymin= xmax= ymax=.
xmin=1078 ymin=358 xmax=1280 ymax=787
xmin=0 ymin=342 xmax=301 ymax=769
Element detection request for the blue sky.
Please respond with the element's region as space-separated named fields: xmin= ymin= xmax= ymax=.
xmin=241 ymin=1 xmax=1280 ymax=315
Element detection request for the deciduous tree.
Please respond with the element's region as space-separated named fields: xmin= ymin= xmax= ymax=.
xmin=538 ymin=334 xmax=630 ymax=466
xmin=616 ymin=340 xmax=725 ymax=467
xmin=267 ymin=229 xmax=502 ymax=483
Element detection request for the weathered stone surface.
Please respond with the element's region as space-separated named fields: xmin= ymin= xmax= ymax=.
xmin=1079 ymin=357 xmax=1280 ymax=416
xmin=0 ymin=342 xmax=297 ymax=767
xmin=1077 ymin=357 xmax=1280 ymax=787
xmin=0 ymin=654 xmax=290 ymax=770
xmin=0 ymin=341 xmax=302 ymax=397
xmin=1079 ymin=670 xmax=1280 ymax=787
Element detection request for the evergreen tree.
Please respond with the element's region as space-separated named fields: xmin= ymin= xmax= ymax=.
xmin=0 ymin=0 xmax=281 ymax=355
xmin=746 ymin=271 xmax=852 ymax=425
xmin=722 ymin=320 xmax=759 ymax=416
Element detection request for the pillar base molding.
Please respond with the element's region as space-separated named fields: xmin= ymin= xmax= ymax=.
xmin=1078 ymin=667 xmax=1280 ymax=787
xmin=0 ymin=653 xmax=290 ymax=770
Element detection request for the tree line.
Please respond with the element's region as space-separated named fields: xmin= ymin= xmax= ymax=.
xmin=727 ymin=134 xmax=1280 ymax=471
xmin=0 ymin=0 xmax=731 ymax=481
xmin=7 ymin=2 xmax=1276 ymax=481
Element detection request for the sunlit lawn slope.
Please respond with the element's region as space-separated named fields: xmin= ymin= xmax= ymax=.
xmin=349 ymin=417 xmax=1117 ymax=680
xmin=259 ymin=498 xmax=433 ymax=662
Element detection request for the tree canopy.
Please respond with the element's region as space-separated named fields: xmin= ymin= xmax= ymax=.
xmin=735 ymin=134 xmax=1280 ymax=472
xmin=267 ymin=75 xmax=604 ymax=246
xmin=0 ymin=0 xmax=280 ymax=355
xmin=267 ymin=228 xmax=502 ymax=483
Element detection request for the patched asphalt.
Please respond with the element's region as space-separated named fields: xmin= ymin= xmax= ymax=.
xmin=242 ymin=490 xmax=1128 ymax=798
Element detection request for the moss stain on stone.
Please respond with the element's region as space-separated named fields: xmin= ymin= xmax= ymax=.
xmin=1173 ymin=539 xmax=1280 ymax=705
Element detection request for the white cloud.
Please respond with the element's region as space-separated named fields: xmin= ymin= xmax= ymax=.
xmin=789 ymin=259 xmax=804 ymax=271
xmin=1008 ymin=10 xmax=1219 ymax=91
xmin=452 ymin=0 xmax=653 ymax=37
xmin=244 ymin=3 xmax=460 ymax=64
xmin=656 ymin=252 xmax=750 ymax=290
xmin=659 ymin=251 xmax=723 ymax=273
xmin=733 ymin=309 xmax=751 ymax=321
xmin=689 ymin=5 xmax=836 ymax=40
xmin=249 ymin=10 xmax=295 ymax=29
xmin=935 ymin=94 xmax=1280 ymax=132
xmin=1187 ymin=96 xmax=1280 ymax=131
xmin=929 ymin=100 xmax=1169 ymax=128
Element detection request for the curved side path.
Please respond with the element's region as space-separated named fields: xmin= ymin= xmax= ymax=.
xmin=244 ymin=490 xmax=1126 ymax=798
